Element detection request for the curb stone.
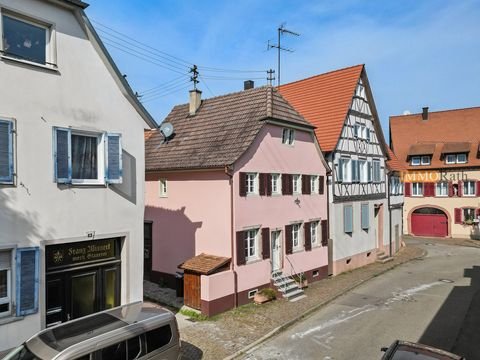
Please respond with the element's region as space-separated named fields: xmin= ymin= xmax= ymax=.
xmin=223 ymin=247 xmax=428 ymax=360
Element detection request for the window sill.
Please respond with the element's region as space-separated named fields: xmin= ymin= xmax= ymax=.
xmin=1 ymin=55 xmax=59 ymax=73
xmin=0 ymin=315 xmax=24 ymax=326
xmin=292 ymin=247 xmax=303 ymax=254
xmin=245 ymin=258 xmax=262 ymax=265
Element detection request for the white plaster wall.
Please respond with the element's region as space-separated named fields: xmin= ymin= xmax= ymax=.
xmin=0 ymin=0 xmax=146 ymax=350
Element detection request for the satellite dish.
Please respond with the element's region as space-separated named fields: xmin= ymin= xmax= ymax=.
xmin=160 ymin=122 xmax=174 ymax=141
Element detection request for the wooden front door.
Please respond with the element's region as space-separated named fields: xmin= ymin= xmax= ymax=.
xmin=144 ymin=222 xmax=153 ymax=281
xmin=184 ymin=271 xmax=201 ymax=310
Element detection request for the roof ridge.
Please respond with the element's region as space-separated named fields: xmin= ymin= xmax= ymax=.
xmin=390 ymin=105 xmax=480 ymax=119
xmin=279 ymin=64 xmax=364 ymax=88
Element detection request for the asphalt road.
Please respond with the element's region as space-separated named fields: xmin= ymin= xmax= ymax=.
xmin=244 ymin=239 xmax=480 ymax=360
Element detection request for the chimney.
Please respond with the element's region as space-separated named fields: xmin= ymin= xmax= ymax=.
xmin=189 ymin=89 xmax=202 ymax=116
xmin=422 ymin=106 xmax=429 ymax=120
xmin=244 ymin=80 xmax=254 ymax=90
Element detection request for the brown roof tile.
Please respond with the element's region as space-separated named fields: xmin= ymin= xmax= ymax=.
xmin=386 ymin=147 xmax=405 ymax=171
xmin=179 ymin=253 xmax=230 ymax=275
xmin=408 ymin=143 xmax=436 ymax=156
xmin=390 ymin=106 xmax=480 ymax=169
xmin=145 ymin=86 xmax=312 ymax=171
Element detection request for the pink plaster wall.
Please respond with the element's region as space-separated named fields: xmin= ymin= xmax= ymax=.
xmin=201 ymin=271 xmax=235 ymax=301
xmin=145 ymin=171 xmax=231 ymax=275
xmin=233 ymin=124 xmax=329 ymax=292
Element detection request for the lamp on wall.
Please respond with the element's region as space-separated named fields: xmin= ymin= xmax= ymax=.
xmin=294 ymin=198 xmax=300 ymax=206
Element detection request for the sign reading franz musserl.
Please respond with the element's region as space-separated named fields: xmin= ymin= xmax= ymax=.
xmin=46 ymin=238 xmax=119 ymax=271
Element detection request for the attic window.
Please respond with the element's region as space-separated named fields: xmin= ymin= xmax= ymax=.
xmin=282 ymin=128 xmax=295 ymax=145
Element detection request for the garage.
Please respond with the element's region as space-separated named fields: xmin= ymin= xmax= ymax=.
xmin=411 ymin=207 xmax=448 ymax=237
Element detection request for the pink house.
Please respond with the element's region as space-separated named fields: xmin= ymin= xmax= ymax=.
xmin=144 ymin=84 xmax=330 ymax=316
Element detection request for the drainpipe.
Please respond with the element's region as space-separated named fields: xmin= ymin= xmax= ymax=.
xmin=225 ymin=165 xmax=238 ymax=308
xmin=326 ymin=169 xmax=333 ymax=276
xmin=387 ymin=171 xmax=392 ymax=257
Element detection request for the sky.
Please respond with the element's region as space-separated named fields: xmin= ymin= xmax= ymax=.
xmin=86 ymin=1 xmax=480 ymax=141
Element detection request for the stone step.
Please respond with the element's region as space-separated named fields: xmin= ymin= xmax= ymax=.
xmin=284 ymin=288 xmax=304 ymax=300
xmin=376 ymin=256 xmax=394 ymax=264
xmin=289 ymin=294 xmax=307 ymax=302
xmin=278 ymin=283 xmax=300 ymax=293
xmin=274 ymin=278 xmax=296 ymax=288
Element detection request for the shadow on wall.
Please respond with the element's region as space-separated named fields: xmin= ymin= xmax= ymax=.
xmin=470 ymin=225 xmax=480 ymax=240
xmin=111 ymin=150 xmax=137 ymax=205
xmin=419 ymin=265 xmax=480 ymax=359
xmin=0 ymin=190 xmax=55 ymax=246
xmin=145 ymin=205 xmax=202 ymax=287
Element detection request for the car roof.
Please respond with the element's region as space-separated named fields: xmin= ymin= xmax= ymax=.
xmin=392 ymin=341 xmax=464 ymax=360
xmin=26 ymin=302 xmax=174 ymax=357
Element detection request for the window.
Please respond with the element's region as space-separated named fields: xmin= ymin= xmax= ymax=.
xmin=457 ymin=153 xmax=467 ymax=163
xmin=245 ymin=173 xmax=258 ymax=194
xmin=271 ymin=174 xmax=281 ymax=194
xmin=338 ymin=157 xmax=351 ymax=182
xmin=412 ymin=182 xmax=423 ymax=196
xmin=361 ymin=203 xmax=369 ymax=230
xmin=127 ymin=336 xmax=143 ymax=359
xmin=436 ymin=182 xmax=448 ymax=197
xmin=0 ymin=119 xmax=14 ymax=184
xmin=292 ymin=174 xmax=301 ymax=194
xmin=445 ymin=154 xmax=456 ymax=164
xmin=463 ymin=208 xmax=476 ymax=222
xmin=292 ymin=223 xmax=301 ymax=249
xmin=247 ymin=289 xmax=258 ymax=299
xmin=463 ymin=181 xmax=475 ymax=196
xmin=54 ymin=128 xmax=122 ymax=185
xmin=446 ymin=153 xmax=467 ymax=164
xmin=411 ymin=156 xmax=421 ymax=166
xmin=145 ymin=325 xmax=172 ymax=353
xmin=353 ymin=123 xmax=369 ymax=141
xmin=359 ymin=160 xmax=368 ymax=183
xmin=159 ymin=179 xmax=167 ymax=197
xmin=1 ymin=12 xmax=54 ymax=66
xmin=372 ymin=159 xmax=381 ymax=182
xmin=310 ymin=221 xmax=319 ymax=245
xmin=390 ymin=176 xmax=402 ymax=195
xmin=351 ymin=159 xmax=360 ymax=182
xmin=421 ymin=156 xmax=431 ymax=165
xmin=101 ymin=341 xmax=126 ymax=360
xmin=344 ymin=205 xmax=353 ymax=234
xmin=282 ymin=128 xmax=295 ymax=145
xmin=310 ymin=175 xmax=318 ymax=194
xmin=0 ymin=250 xmax=11 ymax=317
xmin=244 ymin=229 xmax=258 ymax=261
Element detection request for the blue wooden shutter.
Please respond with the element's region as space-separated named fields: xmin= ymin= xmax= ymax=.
xmin=54 ymin=127 xmax=71 ymax=183
xmin=16 ymin=247 xmax=39 ymax=316
xmin=367 ymin=161 xmax=372 ymax=182
xmin=361 ymin=204 xmax=369 ymax=230
xmin=338 ymin=159 xmax=344 ymax=182
xmin=105 ymin=133 xmax=123 ymax=184
xmin=0 ymin=119 xmax=14 ymax=184
xmin=344 ymin=205 xmax=353 ymax=233
xmin=366 ymin=128 xmax=371 ymax=142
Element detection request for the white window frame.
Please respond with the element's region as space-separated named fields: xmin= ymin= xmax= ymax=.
xmin=463 ymin=208 xmax=476 ymax=222
xmin=421 ymin=156 xmax=431 ymax=165
xmin=292 ymin=174 xmax=301 ymax=194
xmin=0 ymin=250 xmax=12 ymax=318
xmin=445 ymin=154 xmax=456 ymax=164
xmin=246 ymin=173 xmax=258 ymax=195
xmin=340 ymin=157 xmax=352 ymax=183
xmin=271 ymin=173 xmax=281 ymax=195
xmin=159 ymin=179 xmax=168 ymax=197
xmin=412 ymin=182 xmax=423 ymax=197
xmin=310 ymin=175 xmax=319 ymax=194
xmin=435 ymin=182 xmax=448 ymax=197
xmin=0 ymin=10 xmax=56 ymax=68
xmin=245 ymin=229 xmax=259 ymax=261
xmin=456 ymin=153 xmax=467 ymax=164
xmin=292 ymin=223 xmax=302 ymax=250
xmin=310 ymin=221 xmax=319 ymax=246
xmin=463 ymin=181 xmax=475 ymax=196
xmin=70 ymin=130 xmax=105 ymax=185
xmin=411 ymin=156 xmax=421 ymax=166
xmin=359 ymin=159 xmax=368 ymax=183
xmin=282 ymin=128 xmax=295 ymax=145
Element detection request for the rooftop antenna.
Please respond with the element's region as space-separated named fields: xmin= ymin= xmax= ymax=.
xmin=267 ymin=23 xmax=300 ymax=87
xmin=189 ymin=64 xmax=199 ymax=90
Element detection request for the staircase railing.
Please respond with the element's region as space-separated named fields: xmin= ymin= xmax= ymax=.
xmin=285 ymin=255 xmax=305 ymax=285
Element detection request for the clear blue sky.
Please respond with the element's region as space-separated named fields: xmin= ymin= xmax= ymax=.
xmin=86 ymin=0 xmax=480 ymax=139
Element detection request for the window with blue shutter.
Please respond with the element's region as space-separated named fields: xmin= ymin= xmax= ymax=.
xmin=105 ymin=133 xmax=122 ymax=184
xmin=367 ymin=161 xmax=372 ymax=182
xmin=361 ymin=203 xmax=369 ymax=230
xmin=338 ymin=159 xmax=344 ymax=182
xmin=344 ymin=205 xmax=353 ymax=234
xmin=366 ymin=128 xmax=371 ymax=142
xmin=0 ymin=119 xmax=14 ymax=184
xmin=54 ymin=127 xmax=72 ymax=184
xmin=16 ymin=247 xmax=39 ymax=316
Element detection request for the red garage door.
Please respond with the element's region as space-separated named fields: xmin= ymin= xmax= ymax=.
xmin=411 ymin=208 xmax=448 ymax=237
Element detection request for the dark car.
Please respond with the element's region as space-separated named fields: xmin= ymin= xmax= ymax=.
xmin=381 ymin=340 xmax=466 ymax=360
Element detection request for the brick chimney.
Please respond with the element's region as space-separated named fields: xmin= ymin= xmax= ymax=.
xmin=189 ymin=89 xmax=202 ymax=116
xmin=422 ymin=107 xmax=429 ymax=120
xmin=244 ymin=80 xmax=254 ymax=90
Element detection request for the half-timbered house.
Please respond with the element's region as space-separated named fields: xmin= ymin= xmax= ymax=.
xmin=280 ymin=64 xmax=391 ymax=275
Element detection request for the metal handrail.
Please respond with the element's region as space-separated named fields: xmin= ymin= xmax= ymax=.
xmin=285 ymin=255 xmax=305 ymax=284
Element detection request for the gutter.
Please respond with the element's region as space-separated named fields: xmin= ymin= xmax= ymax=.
xmin=224 ymin=165 xmax=238 ymax=308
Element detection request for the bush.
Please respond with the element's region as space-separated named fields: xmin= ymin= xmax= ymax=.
xmin=258 ymin=288 xmax=276 ymax=300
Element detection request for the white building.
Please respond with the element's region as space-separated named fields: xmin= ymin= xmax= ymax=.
xmin=280 ymin=65 xmax=392 ymax=275
xmin=0 ymin=0 xmax=156 ymax=350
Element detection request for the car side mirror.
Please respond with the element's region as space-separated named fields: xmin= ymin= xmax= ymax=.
xmin=381 ymin=347 xmax=388 ymax=352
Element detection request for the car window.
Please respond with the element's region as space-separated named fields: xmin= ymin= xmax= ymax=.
xmin=145 ymin=325 xmax=172 ymax=353
xmin=127 ymin=336 xmax=143 ymax=359
xmin=101 ymin=341 xmax=126 ymax=360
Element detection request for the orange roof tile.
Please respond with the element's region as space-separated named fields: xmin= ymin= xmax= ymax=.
xmin=179 ymin=253 xmax=230 ymax=275
xmin=386 ymin=147 xmax=405 ymax=172
xmin=390 ymin=106 xmax=480 ymax=170
xmin=279 ymin=64 xmax=364 ymax=152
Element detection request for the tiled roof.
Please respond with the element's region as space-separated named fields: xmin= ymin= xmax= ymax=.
xmin=179 ymin=253 xmax=230 ymax=275
xmin=145 ymin=86 xmax=312 ymax=171
xmin=278 ymin=64 xmax=364 ymax=152
xmin=408 ymin=143 xmax=436 ymax=156
xmin=386 ymin=147 xmax=405 ymax=172
xmin=390 ymin=106 xmax=480 ymax=169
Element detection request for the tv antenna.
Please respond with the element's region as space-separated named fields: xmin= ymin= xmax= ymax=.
xmin=267 ymin=69 xmax=275 ymax=86
xmin=159 ymin=122 xmax=174 ymax=143
xmin=189 ymin=65 xmax=199 ymax=90
xmin=267 ymin=23 xmax=300 ymax=87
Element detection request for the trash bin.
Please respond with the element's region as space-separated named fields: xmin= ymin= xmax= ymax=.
xmin=175 ymin=272 xmax=184 ymax=298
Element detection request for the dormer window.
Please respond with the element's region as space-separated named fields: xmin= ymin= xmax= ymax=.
xmin=282 ymin=128 xmax=295 ymax=145
xmin=421 ymin=156 xmax=430 ymax=165
xmin=446 ymin=153 xmax=467 ymax=164
xmin=411 ymin=156 xmax=430 ymax=166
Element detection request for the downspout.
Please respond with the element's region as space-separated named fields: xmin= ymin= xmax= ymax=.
xmin=326 ymin=168 xmax=333 ymax=276
xmin=225 ymin=165 xmax=238 ymax=308
xmin=387 ymin=171 xmax=392 ymax=257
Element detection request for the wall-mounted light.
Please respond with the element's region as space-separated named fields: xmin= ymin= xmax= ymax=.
xmin=294 ymin=198 xmax=300 ymax=206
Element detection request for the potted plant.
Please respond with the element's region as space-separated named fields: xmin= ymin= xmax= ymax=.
xmin=253 ymin=288 xmax=276 ymax=304
xmin=464 ymin=218 xmax=474 ymax=226
xmin=293 ymin=273 xmax=308 ymax=289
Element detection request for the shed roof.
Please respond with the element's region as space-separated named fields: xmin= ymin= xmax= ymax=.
xmin=179 ymin=253 xmax=230 ymax=275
